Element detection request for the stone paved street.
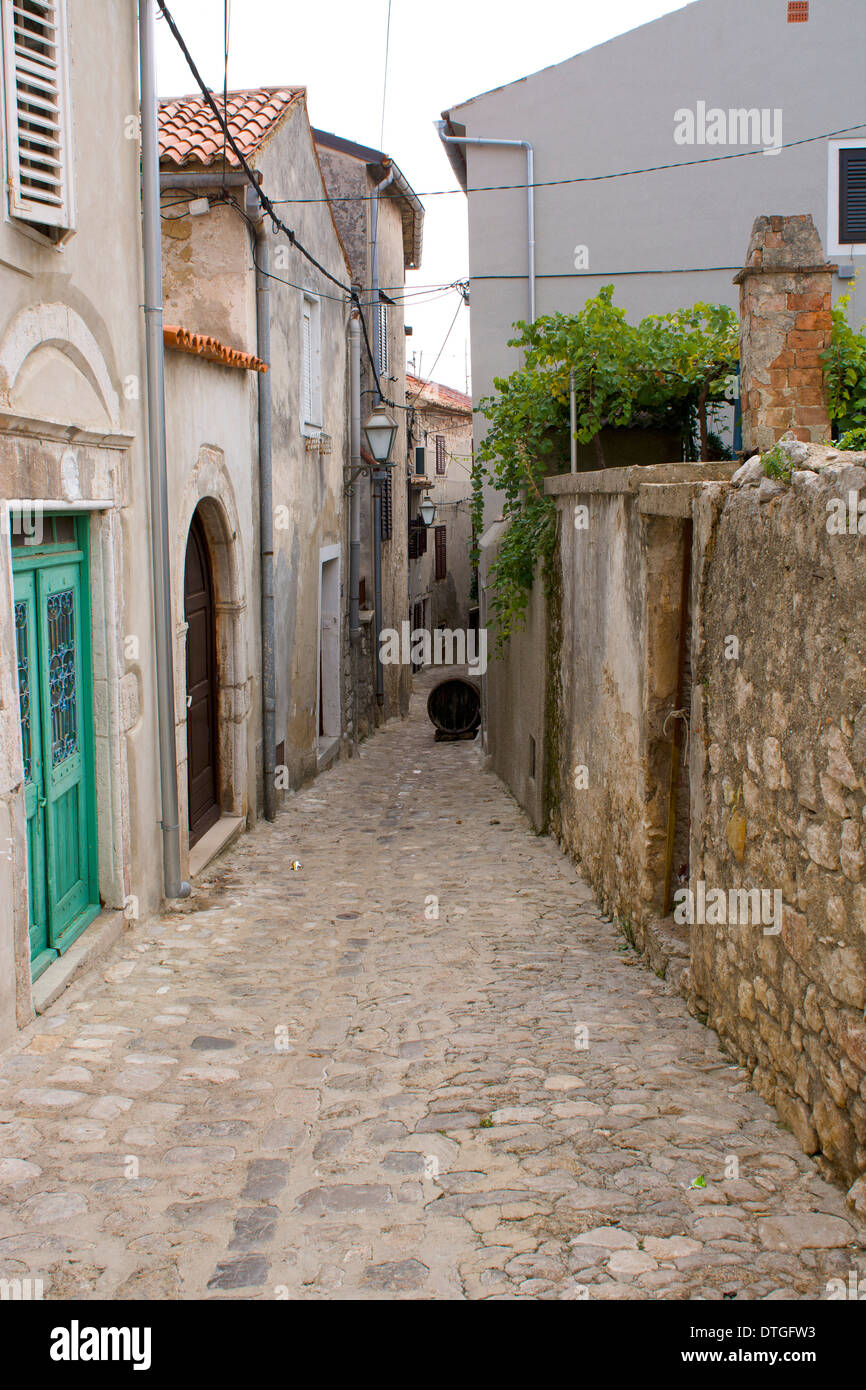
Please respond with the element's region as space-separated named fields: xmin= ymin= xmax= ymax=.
xmin=1 ymin=671 xmax=863 ymax=1300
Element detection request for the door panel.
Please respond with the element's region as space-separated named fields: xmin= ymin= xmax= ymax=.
xmin=38 ymin=563 xmax=91 ymax=939
xmin=13 ymin=573 xmax=51 ymax=973
xmin=184 ymin=513 xmax=219 ymax=846
xmin=12 ymin=530 xmax=98 ymax=974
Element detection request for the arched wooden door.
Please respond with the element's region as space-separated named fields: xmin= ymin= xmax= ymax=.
xmin=184 ymin=511 xmax=219 ymax=846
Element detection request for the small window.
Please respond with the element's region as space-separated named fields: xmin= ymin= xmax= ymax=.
xmin=2 ymin=0 xmax=74 ymax=239
xmin=435 ymin=435 xmax=446 ymax=474
xmin=434 ymin=524 xmax=447 ymax=581
xmin=839 ymin=148 xmax=866 ymax=245
xmin=301 ymin=295 xmax=322 ymax=429
xmin=376 ymin=301 xmax=389 ymax=379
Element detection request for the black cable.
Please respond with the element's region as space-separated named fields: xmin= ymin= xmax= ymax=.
xmin=267 ymin=120 xmax=866 ymax=203
xmin=156 ymin=0 xmax=355 ymax=301
xmin=154 ymin=5 xmax=410 ymax=409
xmin=407 ymin=298 xmax=464 ymax=406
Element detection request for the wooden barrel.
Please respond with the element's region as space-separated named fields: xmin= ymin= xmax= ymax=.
xmin=426 ymin=677 xmax=481 ymax=736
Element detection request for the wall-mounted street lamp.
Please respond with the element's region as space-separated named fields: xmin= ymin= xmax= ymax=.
xmin=419 ymin=497 xmax=436 ymax=527
xmin=363 ymin=407 xmax=399 ymax=467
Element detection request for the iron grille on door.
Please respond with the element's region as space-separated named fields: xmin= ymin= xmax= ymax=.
xmin=840 ymin=149 xmax=866 ymax=244
xmin=1 ymin=0 xmax=74 ymax=235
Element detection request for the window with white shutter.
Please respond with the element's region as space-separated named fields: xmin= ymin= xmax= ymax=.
xmin=302 ymin=302 xmax=313 ymax=421
xmin=376 ymin=301 xmax=389 ymax=380
xmin=2 ymin=0 xmax=74 ymax=238
xmin=301 ymin=294 xmax=322 ymax=429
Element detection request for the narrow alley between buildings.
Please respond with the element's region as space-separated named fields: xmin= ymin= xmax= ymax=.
xmin=0 ymin=672 xmax=861 ymax=1301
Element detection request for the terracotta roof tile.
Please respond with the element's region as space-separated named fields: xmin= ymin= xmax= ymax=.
xmin=158 ymin=87 xmax=304 ymax=167
xmin=164 ymin=325 xmax=268 ymax=373
xmin=406 ymin=374 xmax=472 ymax=412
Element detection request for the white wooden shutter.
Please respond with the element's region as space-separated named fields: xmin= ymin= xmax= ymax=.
xmin=376 ymin=302 xmax=389 ymax=378
xmin=302 ymin=302 xmax=313 ymax=422
xmin=2 ymin=0 xmax=74 ymax=233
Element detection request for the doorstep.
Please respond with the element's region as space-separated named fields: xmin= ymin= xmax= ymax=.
xmin=32 ymin=908 xmax=126 ymax=1015
xmin=188 ymin=814 xmax=244 ymax=879
xmin=317 ymin=735 xmax=340 ymax=772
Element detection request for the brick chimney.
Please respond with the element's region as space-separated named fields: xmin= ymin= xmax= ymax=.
xmin=734 ymin=215 xmax=835 ymax=454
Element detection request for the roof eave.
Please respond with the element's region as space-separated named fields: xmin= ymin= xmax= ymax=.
xmin=437 ymin=114 xmax=468 ymax=193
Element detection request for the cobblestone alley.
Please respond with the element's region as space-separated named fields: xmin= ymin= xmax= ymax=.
xmin=1 ymin=673 xmax=863 ymax=1301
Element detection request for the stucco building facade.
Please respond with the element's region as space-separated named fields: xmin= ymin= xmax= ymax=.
xmin=440 ymin=0 xmax=866 ymax=525
xmin=0 ymin=0 xmax=159 ymax=1041
xmin=405 ymin=374 xmax=474 ymax=636
xmin=314 ymin=129 xmax=424 ymax=729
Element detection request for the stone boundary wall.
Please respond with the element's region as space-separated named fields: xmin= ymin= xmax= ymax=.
xmin=545 ymin=465 xmax=735 ymax=936
xmin=690 ymin=440 xmax=866 ymax=1187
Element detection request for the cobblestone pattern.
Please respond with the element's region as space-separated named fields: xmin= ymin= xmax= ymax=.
xmin=0 ymin=671 xmax=863 ymax=1299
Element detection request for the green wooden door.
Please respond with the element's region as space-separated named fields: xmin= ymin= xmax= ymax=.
xmin=11 ymin=516 xmax=99 ymax=977
xmin=13 ymin=573 xmax=51 ymax=975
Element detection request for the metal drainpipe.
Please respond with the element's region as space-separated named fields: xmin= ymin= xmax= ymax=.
xmin=370 ymin=167 xmax=394 ymax=708
xmin=138 ymin=0 xmax=189 ymax=900
xmin=349 ymin=312 xmax=362 ymax=640
xmin=570 ymin=368 xmax=577 ymax=473
xmin=251 ymin=201 xmax=277 ymax=822
xmin=436 ymin=124 xmax=536 ymax=323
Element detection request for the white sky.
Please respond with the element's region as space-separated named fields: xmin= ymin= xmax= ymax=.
xmin=155 ymin=0 xmax=694 ymax=391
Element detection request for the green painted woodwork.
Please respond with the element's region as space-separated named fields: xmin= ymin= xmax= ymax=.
xmin=11 ymin=516 xmax=99 ymax=974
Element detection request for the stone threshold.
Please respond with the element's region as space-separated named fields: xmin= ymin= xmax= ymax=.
xmin=32 ymin=908 xmax=126 ymax=1015
xmin=188 ymin=815 xmax=244 ymax=879
xmin=637 ymin=912 xmax=691 ymax=998
xmin=317 ymin=735 xmax=340 ymax=773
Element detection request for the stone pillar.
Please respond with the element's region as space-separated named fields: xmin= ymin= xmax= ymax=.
xmin=734 ymin=215 xmax=835 ymax=454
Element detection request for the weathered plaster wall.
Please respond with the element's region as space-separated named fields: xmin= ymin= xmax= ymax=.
xmin=314 ymin=140 xmax=412 ymax=728
xmin=255 ymin=104 xmax=351 ymax=786
xmin=162 ymin=350 xmax=260 ymax=864
xmin=480 ymin=522 xmax=547 ymax=831
xmin=0 ymin=0 xmax=157 ymax=1039
xmin=690 ymin=442 xmax=866 ymax=1183
xmin=549 ymin=482 xmax=668 ymax=930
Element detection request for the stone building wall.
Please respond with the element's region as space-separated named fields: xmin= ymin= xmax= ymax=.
xmin=690 ymin=441 xmax=866 ymax=1185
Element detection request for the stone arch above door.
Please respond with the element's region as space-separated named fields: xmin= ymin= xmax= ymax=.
xmin=0 ymin=302 xmax=121 ymax=431
xmin=175 ymin=450 xmax=251 ymax=857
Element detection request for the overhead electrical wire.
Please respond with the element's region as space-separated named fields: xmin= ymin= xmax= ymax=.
xmin=157 ymin=0 xmax=355 ymax=302
xmin=407 ymin=297 xmax=465 ymax=406
xmin=155 ymin=0 xmax=396 ymax=404
xmin=379 ymin=0 xmax=392 ymax=152
xmin=266 ymin=119 xmax=866 ymax=203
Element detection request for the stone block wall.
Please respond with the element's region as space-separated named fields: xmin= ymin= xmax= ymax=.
xmin=735 ymin=215 xmax=834 ymax=454
xmin=690 ymin=443 xmax=866 ymax=1185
